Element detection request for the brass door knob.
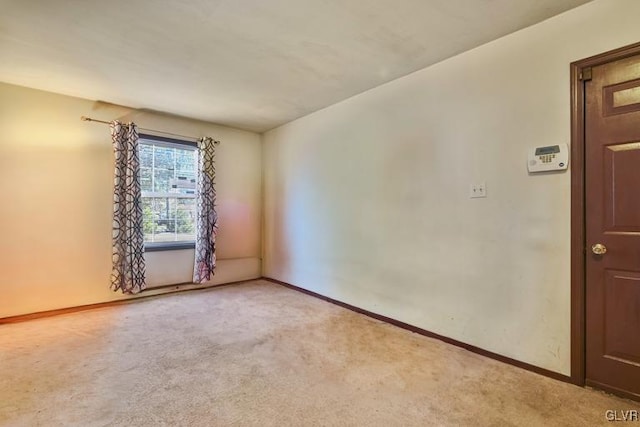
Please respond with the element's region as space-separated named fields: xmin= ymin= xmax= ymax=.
xmin=592 ymin=243 xmax=607 ymax=255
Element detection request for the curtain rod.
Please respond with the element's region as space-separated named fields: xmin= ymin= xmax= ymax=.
xmin=80 ymin=116 xmax=220 ymax=145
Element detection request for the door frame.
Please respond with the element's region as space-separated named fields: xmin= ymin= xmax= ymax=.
xmin=570 ymin=41 xmax=640 ymax=389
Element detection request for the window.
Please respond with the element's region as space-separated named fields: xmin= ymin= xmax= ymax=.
xmin=139 ymin=135 xmax=198 ymax=250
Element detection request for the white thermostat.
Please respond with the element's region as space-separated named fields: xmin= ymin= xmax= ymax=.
xmin=528 ymin=144 xmax=569 ymax=172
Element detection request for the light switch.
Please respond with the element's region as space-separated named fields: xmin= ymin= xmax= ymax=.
xmin=470 ymin=182 xmax=486 ymax=198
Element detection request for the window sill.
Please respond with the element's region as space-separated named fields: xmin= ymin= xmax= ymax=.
xmin=145 ymin=242 xmax=195 ymax=252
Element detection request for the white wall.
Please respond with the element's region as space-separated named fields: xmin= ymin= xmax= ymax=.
xmin=263 ymin=0 xmax=640 ymax=375
xmin=0 ymin=83 xmax=262 ymax=318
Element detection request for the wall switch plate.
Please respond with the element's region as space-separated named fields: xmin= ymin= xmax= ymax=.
xmin=470 ymin=182 xmax=486 ymax=198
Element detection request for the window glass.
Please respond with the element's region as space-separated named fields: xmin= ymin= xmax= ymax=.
xmin=139 ymin=138 xmax=197 ymax=244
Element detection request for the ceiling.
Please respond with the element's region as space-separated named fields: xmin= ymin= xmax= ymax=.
xmin=0 ymin=0 xmax=592 ymax=133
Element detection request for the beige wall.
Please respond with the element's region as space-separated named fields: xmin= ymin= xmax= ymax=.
xmin=263 ymin=0 xmax=640 ymax=375
xmin=0 ymin=83 xmax=262 ymax=318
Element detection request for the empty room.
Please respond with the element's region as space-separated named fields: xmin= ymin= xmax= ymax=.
xmin=2 ymin=0 xmax=640 ymax=425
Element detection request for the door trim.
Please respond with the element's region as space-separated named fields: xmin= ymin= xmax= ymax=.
xmin=570 ymin=41 xmax=640 ymax=388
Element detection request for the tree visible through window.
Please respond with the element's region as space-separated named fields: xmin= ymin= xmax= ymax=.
xmin=139 ymin=137 xmax=197 ymax=245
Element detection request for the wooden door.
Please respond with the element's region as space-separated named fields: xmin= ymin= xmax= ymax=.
xmin=585 ymin=53 xmax=640 ymax=399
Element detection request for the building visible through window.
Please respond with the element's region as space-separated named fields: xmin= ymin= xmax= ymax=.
xmin=139 ymin=136 xmax=197 ymax=246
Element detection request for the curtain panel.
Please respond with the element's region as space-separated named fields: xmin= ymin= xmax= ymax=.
xmin=193 ymin=137 xmax=218 ymax=283
xmin=110 ymin=121 xmax=146 ymax=294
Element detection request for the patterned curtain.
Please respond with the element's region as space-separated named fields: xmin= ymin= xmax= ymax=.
xmin=110 ymin=121 xmax=146 ymax=294
xmin=193 ymin=137 xmax=219 ymax=283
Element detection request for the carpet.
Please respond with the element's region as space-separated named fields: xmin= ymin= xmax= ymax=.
xmin=0 ymin=279 xmax=637 ymax=426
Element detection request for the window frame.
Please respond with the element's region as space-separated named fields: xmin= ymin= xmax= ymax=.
xmin=138 ymin=133 xmax=199 ymax=252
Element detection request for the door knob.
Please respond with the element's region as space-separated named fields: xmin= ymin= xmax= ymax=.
xmin=591 ymin=243 xmax=607 ymax=255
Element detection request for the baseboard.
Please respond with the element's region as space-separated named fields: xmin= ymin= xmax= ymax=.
xmin=263 ymin=277 xmax=574 ymax=385
xmin=0 ymin=278 xmax=256 ymax=324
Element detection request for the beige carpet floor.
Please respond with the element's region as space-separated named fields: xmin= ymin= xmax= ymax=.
xmin=1 ymin=279 xmax=638 ymax=426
